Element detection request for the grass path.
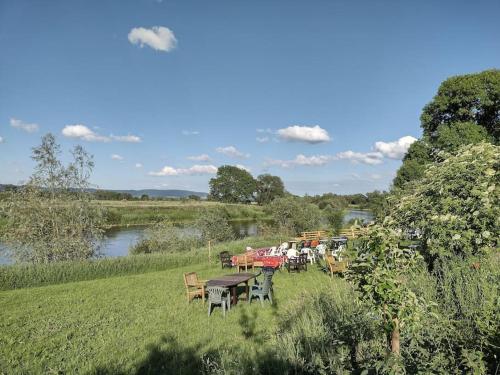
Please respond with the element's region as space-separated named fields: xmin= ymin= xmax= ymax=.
xmin=0 ymin=262 xmax=342 ymax=374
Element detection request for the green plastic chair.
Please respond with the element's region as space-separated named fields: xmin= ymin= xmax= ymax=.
xmin=248 ymin=272 xmax=274 ymax=306
xmin=207 ymin=286 xmax=231 ymax=317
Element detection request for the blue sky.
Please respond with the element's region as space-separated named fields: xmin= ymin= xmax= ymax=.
xmin=1 ymin=0 xmax=499 ymax=195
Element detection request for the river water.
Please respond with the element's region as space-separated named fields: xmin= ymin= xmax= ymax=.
xmin=0 ymin=209 xmax=373 ymax=263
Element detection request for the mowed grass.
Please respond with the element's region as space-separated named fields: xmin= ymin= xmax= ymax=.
xmin=0 ymin=261 xmax=343 ymax=374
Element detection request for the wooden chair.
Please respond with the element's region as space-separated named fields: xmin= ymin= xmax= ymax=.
xmin=183 ymin=272 xmax=207 ymax=303
xmin=325 ymin=255 xmax=348 ymax=278
xmin=219 ymin=251 xmax=233 ymax=269
xmin=236 ymin=254 xmax=254 ymax=273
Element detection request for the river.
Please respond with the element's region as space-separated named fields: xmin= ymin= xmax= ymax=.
xmin=0 ymin=209 xmax=373 ymax=263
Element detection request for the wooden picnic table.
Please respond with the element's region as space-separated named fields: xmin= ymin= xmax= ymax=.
xmin=207 ymin=272 xmax=258 ymax=305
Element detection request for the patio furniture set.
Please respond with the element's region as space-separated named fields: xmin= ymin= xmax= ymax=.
xmin=183 ymin=267 xmax=276 ymax=317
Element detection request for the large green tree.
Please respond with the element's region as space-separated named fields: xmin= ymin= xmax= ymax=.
xmin=255 ymin=174 xmax=285 ymax=205
xmin=394 ymin=69 xmax=500 ymax=189
xmin=421 ymin=69 xmax=499 ymax=141
xmin=208 ymin=165 xmax=256 ymax=203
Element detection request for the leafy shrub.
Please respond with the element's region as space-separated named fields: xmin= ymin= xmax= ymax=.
xmin=130 ymin=221 xmax=201 ymax=255
xmin=195 ymin=208 xmax=234 ymax=242
xmin=1 ymin=134 xmax=105 ymax=263
xmin=266 ymin=196 xmax=323 ymax=235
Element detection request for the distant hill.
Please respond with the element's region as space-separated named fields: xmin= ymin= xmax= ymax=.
xmin=0 ymin=184 xmax=208 ymax=199
xmin=103 ymin=189 xmax=208 ymax=199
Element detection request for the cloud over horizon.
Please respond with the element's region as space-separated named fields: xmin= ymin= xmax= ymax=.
xmin=374 ymin=135 xmax=417 ymax=159
xmin=182 ymin=130 xmax=200 ymax=136
xmin=128 ymin=26 xmax=177 ymax=52
xmin=335 ymin=150 xmax=384 ymax=165
xmin=62 ymin=125 xmax=142 ymax=143
xmin=187 ymin=154 xmax=211 ymax=162
xmin=149 ymin=164 xmax=218 ymax=176
xmin=10 ymin=118 xmax=39 ymax=133
xmin=265 ymin=154 xmax=334 ymax=168
xmin=277 ymin=125 xmax=330 ymax=144
xmin=215 ymin=146 xmax=250 ymax=159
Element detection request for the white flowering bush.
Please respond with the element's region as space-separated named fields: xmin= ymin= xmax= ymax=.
xmin=387 ymin=143 xmax=499 ymax=264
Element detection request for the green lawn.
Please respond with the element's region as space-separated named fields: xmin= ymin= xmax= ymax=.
xmin=0 ymin=261 xmax=342 ymax=374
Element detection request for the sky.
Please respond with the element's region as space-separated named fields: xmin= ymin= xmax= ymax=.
xmin=1 ymin=0 xmax=499 ymax=195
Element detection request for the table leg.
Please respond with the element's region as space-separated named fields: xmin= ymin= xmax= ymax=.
xmin=232 ymin=286 xmax=237 ymax=305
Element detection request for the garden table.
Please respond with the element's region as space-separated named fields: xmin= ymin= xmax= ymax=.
xmin=207 ymin=272 xmax=258 ymax=305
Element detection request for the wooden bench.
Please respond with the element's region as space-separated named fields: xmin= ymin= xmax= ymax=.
xmin=295 ymin=230 xmax=329 ymax=241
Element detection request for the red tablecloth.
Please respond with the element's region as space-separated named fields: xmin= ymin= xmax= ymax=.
xmin=253 ymin=255 xmax=285 ymax=268
xmin=231 ymin=248 xmax=285 ymax=268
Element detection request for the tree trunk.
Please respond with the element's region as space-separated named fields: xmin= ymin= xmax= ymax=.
xmin=391 ymin=317 xmax=400 ymax=355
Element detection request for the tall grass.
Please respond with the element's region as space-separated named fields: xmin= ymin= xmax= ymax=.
xmin=101 ymin=201 xmax=269 ymax=226
xmin=0 ymin=236 xmax=281 ymax=291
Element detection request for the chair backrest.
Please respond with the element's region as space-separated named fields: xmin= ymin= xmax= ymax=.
xmin=288 ymin=257 xmax=299 ymax=267
xmin=325 ymin=255 xmax=335 ymax=270
xmin=184 ymin=272 xmax=199 ymax=288
xmin=286 ymin=248 xmax=298 ymax=259
xmin=207 ymin=286 xmax=228 ymax=303
xmin=260 ymin=273 xmax=274 ymax=294
xmin=237 ymin=254 xmax=253 ymax=265
xmin=262 ymin=266 xmax=275 ymax=275
xmin=299 ymin=253 xmax=308 ymax=264
xmin=220 ymin=251 xmax=231 ymax=262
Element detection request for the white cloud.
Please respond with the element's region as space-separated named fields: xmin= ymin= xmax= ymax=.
xmin=187 ymin=154 xmax=211 ymax=162
xmin=149 ymin=164 xmax=218 ymax=176
xmin=10 ymin=118 xmax=39 ymax=133
xmin=135 ymin=163 xmax=143 ymax=168
xmin=256 ymin=136 xmax=269 ymax=143
xmin=215 ymin=146 xmax=250 ymax=159
xmin=265 ymin=154 xmax=334 ymax=168
xmin=373 ymin=136 xmax=417 ymax=159
xmin=334 ymin=151 xmax=383 ymax=165
xmin=277 ymin=125 xmax=330 ymax=144
xmin=62 ymin=125 xmax=109 ymax=142
xmin=236 ymin=164 xmax=251 ymax=172
xmin=111 ymin=154 xmax=124 ymax=161
xmin=62 ymin=125 xmax=141 ymax=143
xmin=0 ymin=136 xmax=4 ymax=143
xmin=128 ymin=26 xmax=177 ymax=52
xmin=110 ymin=134 xmax=142 ymax=143
xmin=182 ymin=130 xmax=200 ymax=136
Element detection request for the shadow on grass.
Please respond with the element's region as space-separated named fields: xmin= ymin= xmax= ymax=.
xmin=91 ymin=334 xmax=206 ymax=375
xmin=90 ymin=333 xmax=291 ymax=375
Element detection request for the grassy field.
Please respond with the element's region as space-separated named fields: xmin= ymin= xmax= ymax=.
xmin=97 ymin=200 xmax=269 ymax=226
xmin=0 ymin=260 xmax=343 ymax=374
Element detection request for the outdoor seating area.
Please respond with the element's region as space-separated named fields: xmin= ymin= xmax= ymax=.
xmin=186 ymin=231 xmax=353 ymax=316
xmin=186 ymin=270 xmax=276 ymax=317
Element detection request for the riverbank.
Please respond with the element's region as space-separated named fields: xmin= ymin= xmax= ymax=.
xmin=98 ymin=200 xmax=270 ymax=226
xmin=0 ymin=236 xmax=282 ymax=290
